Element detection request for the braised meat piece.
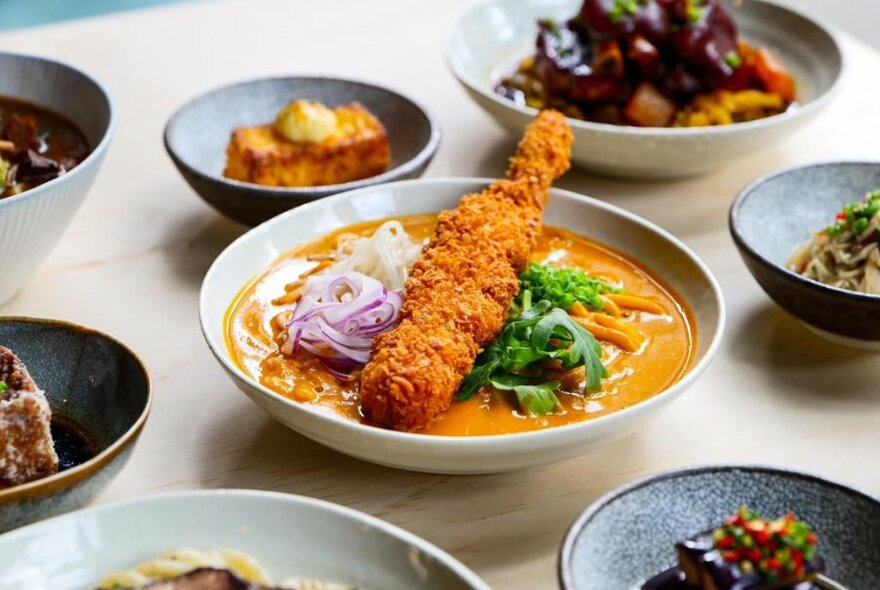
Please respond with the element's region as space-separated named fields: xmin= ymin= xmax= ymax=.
xmin=1 ymin=114 xmax=40 ymax=150
xmin=0 ymin=346 xmax=59 ymax=488
xmin=145 ymin=569 xmax=279 ymax=590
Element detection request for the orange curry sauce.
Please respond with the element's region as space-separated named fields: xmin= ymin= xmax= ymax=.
xmin=225 ymin=215 xmax=697 ymax=436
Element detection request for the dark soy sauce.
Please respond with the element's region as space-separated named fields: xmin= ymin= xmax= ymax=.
xmin=50 ymin=419 xmax=97 ymax=471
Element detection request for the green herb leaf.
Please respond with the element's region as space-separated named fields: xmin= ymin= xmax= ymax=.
xmin=0 ymin=380 xmax=7 ymax=394
xmin=458 ymin=347 xmax=502 ymax=401
xmin=458 ymin=294 xmax=607 ymax=414
xmin=514 ymin=383 xmax=561 ymax=415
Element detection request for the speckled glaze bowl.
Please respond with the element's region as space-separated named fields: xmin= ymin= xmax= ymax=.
xmin=0 ymin=490 xmax=490 ymax=590
xmin=0 ymin=318 xmax=151 ymax=533
xmin=164 ymin=77 xmax=441 ymax=226
xmin=559 ymin=465 xmax=880 ymax=590
xmin=731 ymin=162 xmax=880 ymax=350
xmin=446 ymin=0 xmax=844 ymax=178
xmin=0 ymin=52 xmax=115 ymax=305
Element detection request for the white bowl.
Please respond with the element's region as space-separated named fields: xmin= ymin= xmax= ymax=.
xmin=200 ymin=178 xmax=725 ymax=474
xmin=445 ymin=0 xmax=844 ymax=178
xmin=0 ymin=53 xmax=115 ymax=305
xmin=0 ymin=489 xmax=489 ymax=590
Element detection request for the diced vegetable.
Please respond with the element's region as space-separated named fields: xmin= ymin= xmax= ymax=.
xmin=624 ymin=83 xmax=678 ymax=127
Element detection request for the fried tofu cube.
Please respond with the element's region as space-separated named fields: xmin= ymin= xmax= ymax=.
xmin=0 ymin=346 xmax=58 ymax=488
xmin=224 ymin=102 xmax=391 ymax=188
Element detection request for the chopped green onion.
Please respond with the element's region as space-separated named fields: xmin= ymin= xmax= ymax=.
xmin=518 ymin=261 xmax=620 ymax=312
xmin=724 ymin=51 xmax=742 ymax=69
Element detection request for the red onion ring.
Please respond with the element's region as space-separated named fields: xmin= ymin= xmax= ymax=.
xmin=281 ymin=272 xmax=403 ymax=380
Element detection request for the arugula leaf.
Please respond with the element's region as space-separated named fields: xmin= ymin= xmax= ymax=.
xmin=458 ymin=346 xmax=502 ymax=401
xmin=489 ymin=373 xmax=561 ymax=414
xmin=518 ymin=262 xmax=620 ymax=311
xmin=532 ymin=308 xmax=605 ymax=390
xmin=458 ymin=291 xmax=607 ymax=415
xmin=513 ymin=383 xmax=561 ymax=415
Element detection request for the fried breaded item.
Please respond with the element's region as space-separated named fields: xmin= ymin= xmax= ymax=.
xmin=360 ymin=111 xmax=573 ymax=431
xmin=0 ymin=346 xmax=58 ymax=488
xmin=224 ymin=102 xmax=390 ymax=188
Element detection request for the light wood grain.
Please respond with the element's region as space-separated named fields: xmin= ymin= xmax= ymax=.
xmin=0 ymin=1 xmax=878 ymax=588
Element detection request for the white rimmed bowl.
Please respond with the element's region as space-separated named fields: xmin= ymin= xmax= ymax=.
xmin=0 ymin=489 xmax=490 ymax=590
xmin=0 ymin=52 xmax=115 ymax=305
xmin=445 ymin=0 xmax=844 ymax=178
xmin=199 ymin=178 xmax=725 ymax=474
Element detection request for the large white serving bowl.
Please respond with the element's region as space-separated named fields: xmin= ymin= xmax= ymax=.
xmin=0 ymin=53 xmax=115 ymax=304
xmin=446 ymin=0 xmax=844 ymax=178
xmin=0 ymin=489 xmax=490 ymax=590
xmin=200 ymin=179 xmax=725 ymax=474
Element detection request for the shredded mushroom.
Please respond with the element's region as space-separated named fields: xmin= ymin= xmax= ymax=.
xmin=789 ymin=206 xmax=880 ymax=295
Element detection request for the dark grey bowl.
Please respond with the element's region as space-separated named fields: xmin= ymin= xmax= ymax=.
xmin=559 ymin=464 xmax=880 ymax=590
xmin=164 ymin=77 xmax=441 ymax=226
xmin=731 ymin=162 xmax=880 ymax=350
xmin=0 ymin=318 xmax=151 ymax=532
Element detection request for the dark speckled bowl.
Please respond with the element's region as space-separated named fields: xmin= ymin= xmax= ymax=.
xmin=731 ymin=162 xmax=880 ymax=350
xmin=559 ymin=465 xmax=880 ymax=590
xmin=164 ymin=77 xmax=441 ymax=226
xmin=0 ymin=318 xmax=151 ymax=532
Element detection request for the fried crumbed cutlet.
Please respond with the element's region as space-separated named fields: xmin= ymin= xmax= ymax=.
xmin=223 ymin=102 xmax=390 ymax=188
xmin=0 ymin=346 xmax=58 ymax=488
xmin=360 ymin=110 xmax=573 ymax=431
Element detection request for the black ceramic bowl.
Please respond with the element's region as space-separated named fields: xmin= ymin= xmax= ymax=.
xmin=164 ymin=77 xmax=441 ymax=226
xmin=0 ymin=318 xmax=151 ymax=532
xmin=731 ymin=162 xmax=880 ymax=350
xmin=559 ymin=465 xmax=880 ymax=590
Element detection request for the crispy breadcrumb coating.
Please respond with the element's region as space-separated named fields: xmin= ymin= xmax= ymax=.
xmin=360 ymin=111 xmax=573 ymax=431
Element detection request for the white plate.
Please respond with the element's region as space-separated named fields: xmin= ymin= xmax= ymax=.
xmin=199 ymin=178 xmax=725 ymax=474
xmin=445 ymin=0 xmax=845 ymax=178
xmin=0 ymin=489 xmax=489 ymax=590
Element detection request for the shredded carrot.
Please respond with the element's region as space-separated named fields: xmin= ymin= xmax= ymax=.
xmin=569 ymin=301 xmax=590 ymax=318
xmin=271 ymin=261 xmax=334 ymax=305
xmin=573 ymin=315 xmax=642 ymax=352
xmin=594 ymin=313 xmax=641 ymax=337
xmin=599 ymin=295 xmax=623 ymax=317
xmin=607 ymin=293 xmax=666 ymax=315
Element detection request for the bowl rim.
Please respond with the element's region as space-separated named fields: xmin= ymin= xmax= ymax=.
xmin=729 ymin=160 xmax=880 ymax=305
xmin=557 ymin=462 xmax=880 ymax=590
xmin=199 ymin=176 xmax=726 ymax=448
xmin=444 ymin=0 xmax=847 ymax=137
xmin=0 ymin=51 xmax=116 ymax=209
xmin=0 ymin=487 xmax=492 ymax=590
xmin=163 ymin=75 xmax=442 ymax=198
xmin=0 ymin=316 xmax=152 ymax=504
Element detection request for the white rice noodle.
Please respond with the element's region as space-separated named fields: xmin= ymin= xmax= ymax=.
xmin=328 ymin=220 xmax=423 ymax=291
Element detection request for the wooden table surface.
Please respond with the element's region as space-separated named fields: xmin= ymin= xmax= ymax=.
xmin=1 ymin=1 xmax=879 ymax=588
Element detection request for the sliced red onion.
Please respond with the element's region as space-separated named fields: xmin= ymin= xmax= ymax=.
xmin=281 ymin=272 xmax=403 ymax=379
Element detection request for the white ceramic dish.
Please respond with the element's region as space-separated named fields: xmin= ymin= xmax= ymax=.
xmin=0 ymin=52 xmax=115 ymax=304
xmin=200 ymin=178 xmax=725 ymax=474
xmin=0 ymin=489 xmax=489 ymax=590
xmin=445 ymin=0 xmax=844 ymax=178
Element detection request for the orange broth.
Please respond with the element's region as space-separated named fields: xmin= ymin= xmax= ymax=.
xmin=225 ymin=215 xmax=696 ymax=436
